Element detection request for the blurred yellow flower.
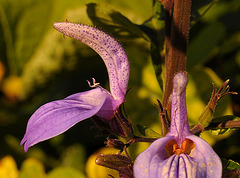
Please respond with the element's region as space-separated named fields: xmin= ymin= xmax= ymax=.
xmin=1 ymin=76 xmax=22 ymax=101
xmin=0 ymin=155 xmax=18 ymax=178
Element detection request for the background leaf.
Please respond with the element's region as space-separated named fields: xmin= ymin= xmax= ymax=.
xmin=209 ymin=115 xmax=240 ymax=135
xmin=136 ymin=124 xmax=162 ymax=138
xmin=187 ymin=22 xmax=226 ymax=69
xmin=47 ymin=167 xmax=85 ymax=178
xmin=86 ymin=3 xmax=149 ymax=41
xmin=0 ymin=0 xmax=53 ymax=74
xmin=19 ymin=158 xmax=46 ymax=178
xmin=60 ymin=144 xmax=86 ymax=173
xmin=222 ymin=158 xmax=240 ymax=172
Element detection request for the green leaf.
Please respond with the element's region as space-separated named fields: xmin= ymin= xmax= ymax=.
xmin=219 ymin=32 xmax=240 ymax=56
xmin=19 ymin=158 xmax=46 ymax=178
xmin=0 ymin=0 xmax=53 ymax=74
xmin=201 ymin=0 xmax=240 ymax=22
xmin=140 ymin=1 xmax=165 ymax=91
xmin=20 ymin=28 xmax=82 ymax=99
xmin=61 ymin=144 xmax=86 ymax=173
xmin=136 ymin=124 xmax=161 ymax=138
xmin=47 ymin=167 xmax=85 ymax=178
xmin=210 ymin=115 xmax=240 ymax=135
xmin=224 ymin=159 xmax=240 ymax=170
xmin=149 ymin=40 xmax=164 ymax=91
xmin=191 ymin=0 xmax=213 ymax=22
xmin=222 ymin=158 xmax=240 ymax=177
xmin=213 ymin=115 xmax=240 ymax=123
xmin=15 ymin=0 xmax=53 ymax=72
xmin=187 ymin=22 xmax=226 ymax=69
xmin=86 ymin=3 xmax=149 ymax=41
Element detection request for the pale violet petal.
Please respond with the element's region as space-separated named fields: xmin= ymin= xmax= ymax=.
xmin=178 ymin=154 xmax=197 ymax=178
xmin=20 ymin=88 xmax=112 ymax=152
xmin=66 ymin=87 xmax=122 ymax=119
xmin=133 ymin=136 xmax=174 ymax=177
xmin=150 ymin=154 xmax=197 ymax=178
xmin=159 ymin=154 xmax=197 ymax=178
xmin=95 ymin=95 xmax=122 ymax=119
xmin=53 ymin=22 xmax=129 ymax=101
xmin=134 ymin=135 xmax=222 ymax=178
xmin=20 ymin=100 xmax=103 ymax=152
xmin=66 ymin=87 xmax=110 ymax=105
xmin=186 ymin=135 xmax=222 ymax=178
xmin=158 ymin=154 xmax=178 ymax=177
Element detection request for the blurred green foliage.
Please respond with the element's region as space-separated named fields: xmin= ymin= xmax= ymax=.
xmin=0 ymin=0 xmax=240 ymax=177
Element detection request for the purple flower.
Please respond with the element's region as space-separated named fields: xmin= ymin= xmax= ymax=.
xmin=134 ymin=72 xmax=222 ymax=177
xmin=20 ymin=22 xmax=129 ymax=152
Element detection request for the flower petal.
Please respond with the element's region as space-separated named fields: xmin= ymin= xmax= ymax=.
xmin=134 ymin=135 xmax=221 ymax=178
xmin=53 ymin=22 xmax=129 ymax=101
xmin=66 ymin=87 xmax=122 ymax=119
xmin=178 ymin=154 xmax=198 ymax=177
xmin=186 ymin=135 xmax=222 ymax=178
xmin=157 ymin=154 xmax=197 ymax=177
xmin=20 ymin=88 xmax=110 ymax=152
xmin=133 ymin=136 xmax=174 ymax=177
xmin=168 ymin=72 xmax=191 ymax=145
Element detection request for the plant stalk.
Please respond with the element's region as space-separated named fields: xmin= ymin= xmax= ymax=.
xmin=162 ymin=0 xmax=192 ymax=108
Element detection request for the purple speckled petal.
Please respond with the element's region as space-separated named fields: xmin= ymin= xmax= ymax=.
xmin=53 ymin=22 xmax=129 ymax=101
xmin=20 ymin=88 xmax=113 ymax=152
xmin=186 ymin=135 xmax=222 ymax=178
xmin=168 ymin=72 xmax=191 ymax=145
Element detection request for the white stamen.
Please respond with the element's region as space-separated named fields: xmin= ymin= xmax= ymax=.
xmin=87 ymin=78 xmax=100 ymax=88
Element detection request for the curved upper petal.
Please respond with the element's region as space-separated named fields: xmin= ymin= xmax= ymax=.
xmin=133 ymin=136 xmax=174 ymax=177
xmin=53 ymin=22 xmax=129 ymax=101
xmin=186 ymin=135 xmax=222 ymax=178
xmin=20 ymin=88 xmax=113 ymax=152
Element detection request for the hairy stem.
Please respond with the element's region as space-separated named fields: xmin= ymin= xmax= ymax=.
xmin=162 ymin=0 xmax=192 ymax=108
